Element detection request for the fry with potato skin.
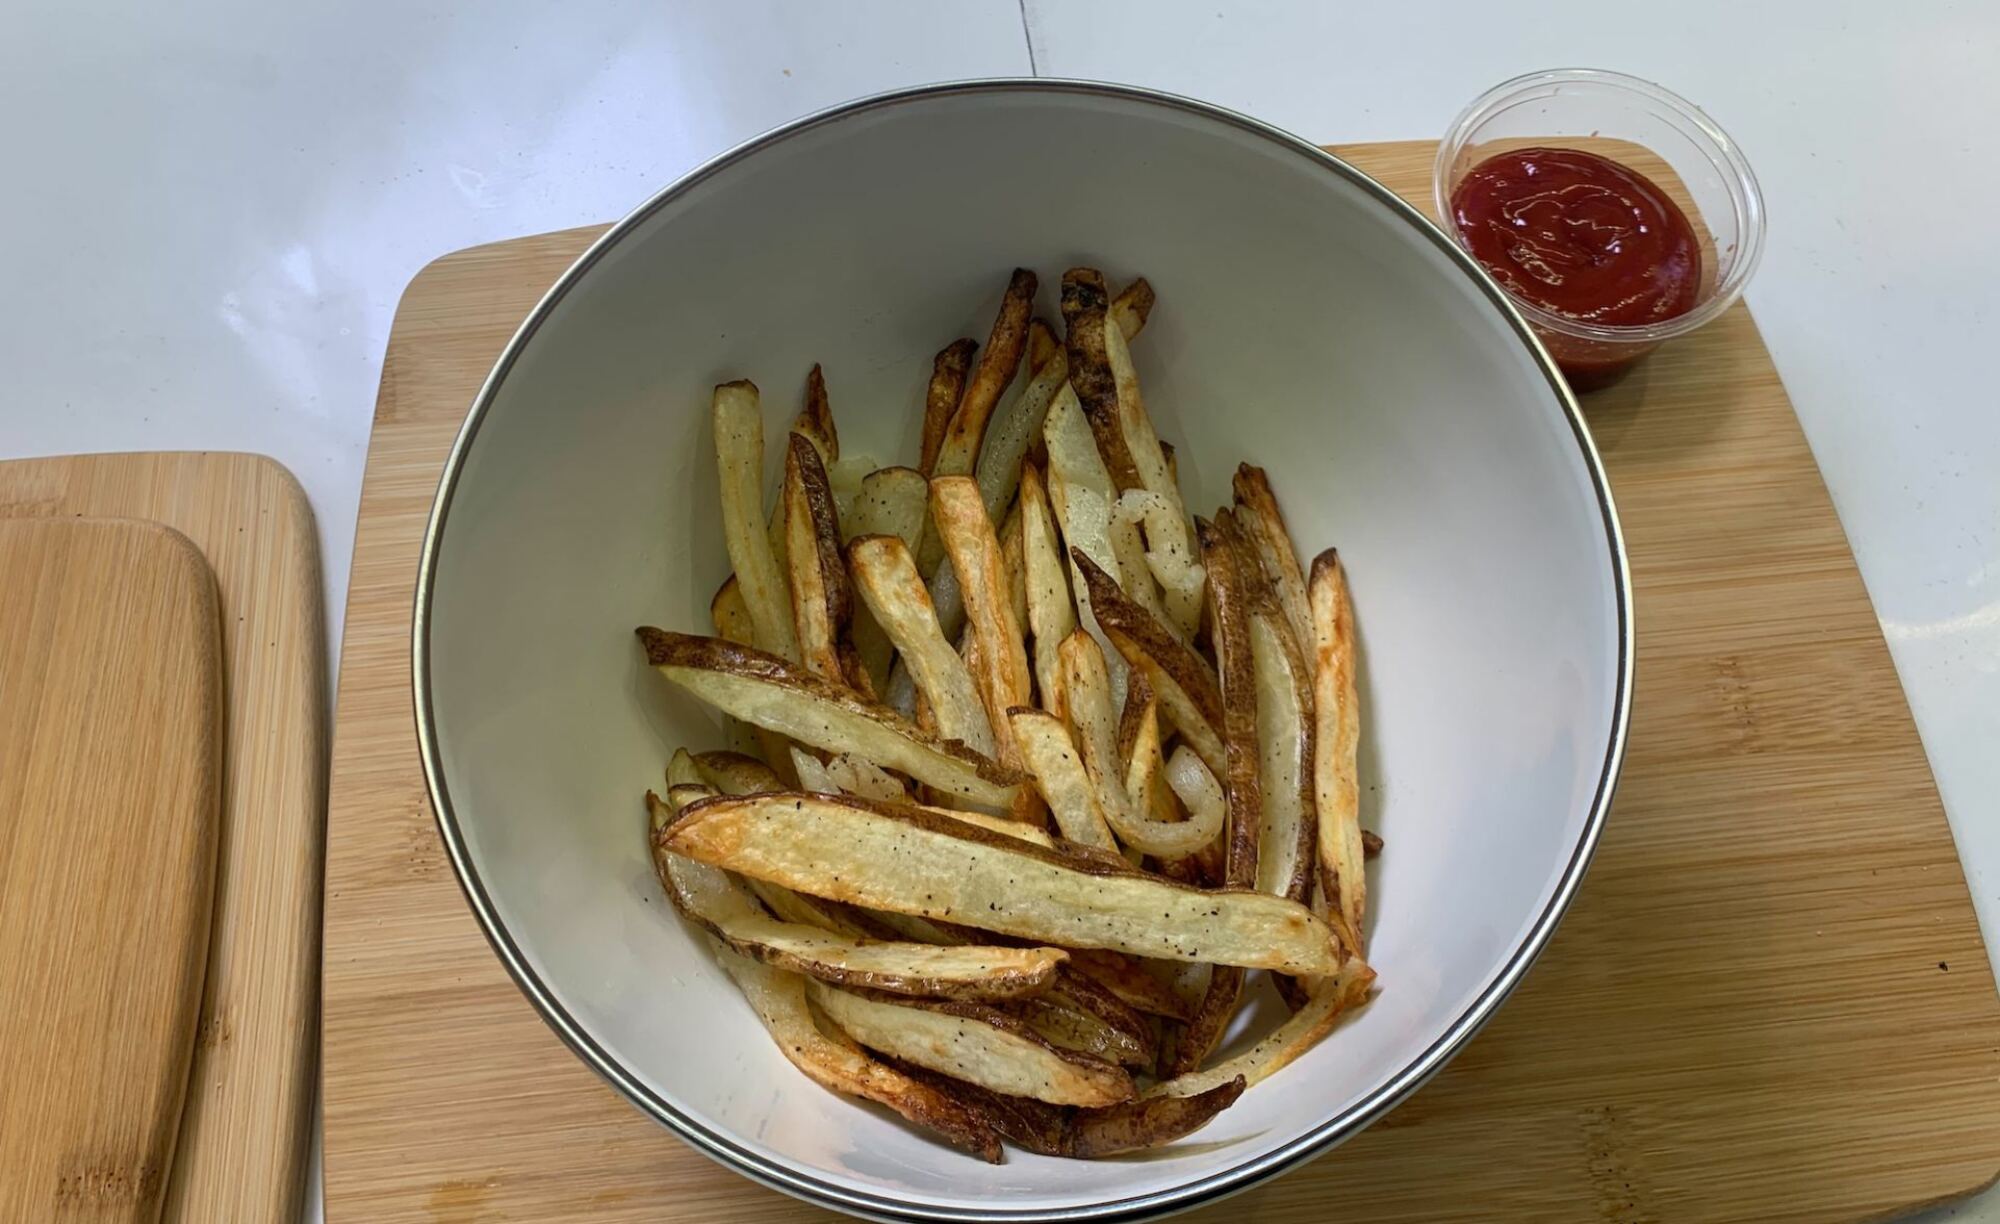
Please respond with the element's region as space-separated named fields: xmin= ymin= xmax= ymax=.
xmin=889 ymin=1059 xmax=1244 ymax=1157
xmin=1310 ymin=548 xmax=1366 ymax=956
xmin=794 ymin=363 xmax=839 ymax=465
xmin=711 ymin=575 xmax=795 ymax=774
xmin=842 ymin=465 xmax=930 ymax=694
xmin=920 ymin=339 xmax=977 ymax=476
xmin=709 ymin=943 xmax=1002 ymax=1161
xmin=1007 ymin=707 xmax=1117 ymax=850
xmin=810 ymin=981 xmax=1134 ymax=1107
xmin=1067 ymin=949 xmax=1198 ymax=1023
xmin=1234 ymin=464 xmax=1314 ymax=657
xmin=661 ymin=790 xmax=1343 ymax=974
xmin=784 ymin=431 xmax=852 ymax=681
xmin=639 ymin=629 xmax=1025 ymax=808
xmin=1019 ymin=463 xmax=1077 ymax=719
xmin=1061 ymin=268 xmax=1144 ymax=492
xmin=932 ymin=268 xmax=1038 ymax=483
xmin=1027 ymin=318 xmax=1059 ymax=373
xmin=1146 ymin=959 xmax=1375 ymax=1100
xmin=847 ymin=534 xmax=995 ymax=757
xmin=1063 ymin=629 xmax=1220 ymax=859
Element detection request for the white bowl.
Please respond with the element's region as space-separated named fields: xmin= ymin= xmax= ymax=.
xmin=416 ymin=80 xmax=1632 ymax=1221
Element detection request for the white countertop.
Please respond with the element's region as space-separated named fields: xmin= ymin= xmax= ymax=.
xmin=3 ymin=2 xmax=1993 ymax=1219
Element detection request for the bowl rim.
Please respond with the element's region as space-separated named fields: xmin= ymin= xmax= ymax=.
xmin=411 ymin=76 xmax=1635 ymax=1223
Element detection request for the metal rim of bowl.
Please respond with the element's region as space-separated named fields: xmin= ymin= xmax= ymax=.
xmin=410 ymin=77 xmax=1635 ymax=1224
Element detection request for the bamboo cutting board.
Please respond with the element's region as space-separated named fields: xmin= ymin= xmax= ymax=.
xmin=0 ymin=454 xmax=327 ymax=1224
xmin=0 ymin=519 xmax=220 ymax=1223
xmin=321 ymin=141 xmax=2000 ymax=1222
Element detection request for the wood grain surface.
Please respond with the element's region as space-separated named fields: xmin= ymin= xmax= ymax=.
xmin=0 ymin=454 xmax=327 ymax=1224
xmin=320 ymin=140 xmax=2000 ymax=1222
xmin=0 ymin=518 xmax=220 ymax=1222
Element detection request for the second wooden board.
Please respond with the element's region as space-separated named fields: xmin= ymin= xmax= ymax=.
xmin=322 ymin=142 xmax=2000 ymax=1222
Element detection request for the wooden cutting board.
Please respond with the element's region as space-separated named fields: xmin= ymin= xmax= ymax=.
xmin=321 ymin=141 xmax=2000 ymax=1222
xmin=0 ymin=454 xmax=328 ymax=1224
xmin=0 ymin=518 xmax=220 ymax=1222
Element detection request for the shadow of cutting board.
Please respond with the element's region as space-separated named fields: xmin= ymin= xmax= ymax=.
xmin=0 ymin=518 xmax=220 ymax=1222
xmin=321 ymin=141 xmax=2000 ymax=1221
xmin=0 ymin=454 xmax=327 ymax=1224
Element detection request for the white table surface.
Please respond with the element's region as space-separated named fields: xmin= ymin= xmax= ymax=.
xmin=2 ymin=2 xmax=1993 ymax=1219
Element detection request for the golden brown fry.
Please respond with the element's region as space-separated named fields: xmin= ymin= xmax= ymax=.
xmin=712 ymin=380 xmax=796 ymax=659
xmin=920 ymin=338 xmax=977 ymax=476
xmin=709 ymin=943 xmax=1002 ymax=1161
xmin=931 ymin=476 xmax=1035 ymax=815
xmin=1167 ymin=966 xmax=1244 ymax=1077
xmin=889 ymin=1059 xmax=1243 ymax=1157
xmin=1011 ymin=994 xmax=1151 ymax=1069
xmin=973 ymin=346 xmax=1071 ymax=528
xmin=932 ymin=268 xmax=1038 ymax=482
xmin=1109 ymin=277 xmax=1155 ymax=341
xmin=1000 ymin=496 xmax=1028 ymax=634
xmin=662 ymin=790 xmax=1341 ymax=973
xmin=847 ymin=533 xmax=995 ymax=757
xmin=783 ymin=431 xmax=852 ymax=682
xmin=1028 ymin=317 xmax=1059 ymax=374
xmin=639 ymin=630 xmax=1025 ymax=808
xmin=1225 ymin=511 xmax=1317 ymax=908
xmin=1100 ymin=292 xmax=1200 ymax=637
xmin=1310 ymin=548 xmax=1366 ymax=956
xmin=810 ymin=982 xmax=1134 ymax=1107
xmin=794 ymin=363 xmax=839 ymax=465
xmin=1198 ymin=515 xmax=1262 ymax=891
xmin=1146 ymin=959 xmax=1375 ymax=1099
xmin=1073 ymin=548 xmax=1226 ymax=774
xmin=1061 ymin=268 xmax=1143 ymax=492
xmin=1234 ymin=464 xmax=1313 ymax=656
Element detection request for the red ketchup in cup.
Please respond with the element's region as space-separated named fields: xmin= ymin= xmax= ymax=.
xmin=1450 ymin=147 xmax=1702 ymax=388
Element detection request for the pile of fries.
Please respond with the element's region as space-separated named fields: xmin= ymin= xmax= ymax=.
xmin=639 ymin=267 xmax=1376 ymax=1161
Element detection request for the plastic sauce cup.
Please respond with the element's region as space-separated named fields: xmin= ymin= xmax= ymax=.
xmin=1434 ymin=69 xmax=1766 ymax=391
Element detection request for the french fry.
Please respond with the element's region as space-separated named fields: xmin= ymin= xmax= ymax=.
xmin=1019 ymin=463 xmax=1077 ymax=719
xmin=1167 ymin=965 xmax=1243 ymax=1077
xmin=847 ymin=533 xmax=995 ymax=757
xmin=712 ymin=381 xmax=796 ymax=659
xmin=825 ymin=754 xmax=909 ymax=803
xmin=1109 ymin=277 xmax=1155 ymax=341
xmin=930 ymin=476 xmax=1035 ymax=816
xmin=890 ymin=1059 xmax=1243 ymax=1157
xmin=1012 ymin=970 xmax=1156 ymax=1068
xmin=708 ymin=943 xmax=1002 ymax=1161
xmin=1007 ymin=707 xmax=1117 ymax=850
xmin=1225 ymin=512 xmax=1317 ymax=908
xmin=650 ymin=791 xmax=1068 ymax=1001
xmin=691 ymin=749 xmax=783 ymax=796
xmin=919 ymin=338 xmax=977 ymax=476
xmin=712 ymin=576 xmax=794 ymax=773
xmin=1233 ymin=464 xmax=1313 ymax=655
xmin=662 ymin=790 xmax=1341 ymax=974
xmin=1309 ymin=548 xmax=1366 ymax=956
xmin=1114 ymin=488 xmax=1205 ymax=640
xmin=783 ymin=431 xmax=852 ymax=681
xmin=1145 ymin=959 xmax=1375 ymax=1099
xmin=842 ymin=465 xmax=930 ymax=695
xmin=1060 ymin=630 xmax=1218 ymax=860
xmin=811 ymin=982 xmax=1133 ymax=1107
xmin=794 ymin=363 xmax=840 ymax=465
xmin=931 ymin=268 xmax=1038 ymax=483
xmin=1073 ymin=549 xmax=1226 ymax=775
xmin=1028 ymin=317 xmax=1059 ymax=374
xmin=1061 ymin=268 xmax=1144 ymax=492
xmin=639 ymin=630 xmax=1024 ymax=808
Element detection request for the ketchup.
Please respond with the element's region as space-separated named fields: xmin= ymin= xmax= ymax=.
xmin=1450 ymin=147 xmax=1705 ymax=387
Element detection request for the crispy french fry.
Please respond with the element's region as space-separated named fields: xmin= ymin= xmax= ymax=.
xmin=842 ymin=465 xmax=930 ymax=695
xmin=712 ymin=381 xmax=797 ymax=659
xmin=1062 ymin=268 xmax=1144 ymax=493
xmin=1019 ymin=463 xmax=1077 ymax=719
xmin=889 ymin=1059 xmax=1243 ymax=1157
xmin=1012 ymin=970 xmax=1156 ymax=1068
xmin=795 ymin=363 xmax=839 ymax=465
xmin=1309 ymin=548 xmax=1366 ymax=955
xmin=810 ymin=981 xmax=1133 ymax=1107
xmin=662 ymin=790 xmax=1341 ymax=974
xmin=1007 ymin=707 xmax=1117 ymax=850
xmin=784 ymin=431 xmax=852 ymax=681
xmin=1073 ymin=549 xmax=1226 ymax=774
xmin=639 ymin=630 xmax=1024 ymax=808
xmin=973 ymin=342 xmax=1070 ymax=526
xmin=708 ymin=943 xmax=1002 ymax=1161
xmin=931 ymin=268 xmax=1038 ymax=483
xmin=1110 ymin=277 xmax=1155 ymax=341
xmin=1028 ymin=317 xmax=1059 ymax=374
xmin=650 ymin=792 xmax=1067 ymax=1001
xmin=1234 ymin=464 xmax=1313 ymax=656
xmin=1146 ymin=959 xmax=1375 ymax=1099
xmin=920 ymin=339 xmax=977 ymax=476
xmin=847 ymin=533 xmax=995 ymax=757
xmin=1168 ymin=966 xmax=1244 ymax=1077
xmin=931 ymin=476 xmax=1035 ymax=813
xmin=1197 ymin=516 xmax=1262 ymax=891
xmin=1248 ymin=609 xmax=1316 ymax=904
